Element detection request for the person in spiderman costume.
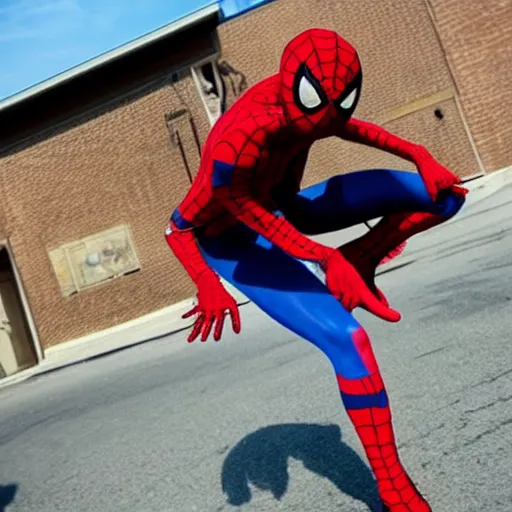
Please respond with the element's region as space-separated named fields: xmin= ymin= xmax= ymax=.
xmin=165 ymin=28 xmax=467 ymax=511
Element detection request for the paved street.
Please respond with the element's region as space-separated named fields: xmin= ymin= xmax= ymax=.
xmin=1 ymin=185 xmax=512 ymax=512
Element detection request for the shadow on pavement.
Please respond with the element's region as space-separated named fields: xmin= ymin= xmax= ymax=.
xmin=221 ymin=423 xmax=382 ymax=511
xmin=0 ymin=484 xmax=18 ymax=511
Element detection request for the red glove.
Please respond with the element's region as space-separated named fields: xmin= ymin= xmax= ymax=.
xmin=322 ymin=250 xmax=401 ymax=322
xmin=417 ymin=157 xmax=462 ymax=202
xmin=182 ymin=274 xmax=241 ymax=342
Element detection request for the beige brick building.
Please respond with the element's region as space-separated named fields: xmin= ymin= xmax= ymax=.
xmin=0 ymin=0 xmax=510 ymax=376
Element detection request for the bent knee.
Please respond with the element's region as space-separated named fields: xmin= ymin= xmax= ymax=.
xmin=319 ymin=323 xmax=376 ymax=379
xmin=433 ymin=189 xmax=466 ymax=218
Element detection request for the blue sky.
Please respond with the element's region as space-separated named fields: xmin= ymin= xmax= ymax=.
xmin=0 ymin=0 xmax=219 ymax=101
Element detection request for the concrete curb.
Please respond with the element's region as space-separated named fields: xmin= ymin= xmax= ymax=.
xmin=1 ymin=167 xmax=511 ymax=391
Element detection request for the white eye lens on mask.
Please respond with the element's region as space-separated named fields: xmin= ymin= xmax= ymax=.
xmin=340 ymin=88 xmax=358 ymax=110
xmin=298 ymin=75 xmax=322 ymax=109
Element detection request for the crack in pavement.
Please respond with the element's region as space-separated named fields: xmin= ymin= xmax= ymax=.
xmin=414 ymin=346 xmax=446 ymax=360
xmin=469 ymin=368 xmax=512 ymax=390
xmin=463 ymin=417 xmax=512 ymax=447
xmin=398 ymin=422 xmax=447 ymax=450
xmin=464 ymin=394 xmax=512 ymax=415
xmin=434 ymin=398 xmax=461 ymax=412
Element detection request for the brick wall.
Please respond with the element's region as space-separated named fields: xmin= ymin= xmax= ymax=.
xmin=426 ymin=0 xmax=512 ymax=172
xmin=0 ymin=71 xmax=212 ymax=349
xmin=218 ymin=0 xmax=480 ymax=182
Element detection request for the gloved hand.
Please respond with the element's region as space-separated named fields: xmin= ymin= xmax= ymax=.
xmin=417 ymin=157 xmax=462 ymax=202
xmin=183 ymin=274 xmax=241 ymax=342
xmin=322 ymin=250 xmax=401 ymax=322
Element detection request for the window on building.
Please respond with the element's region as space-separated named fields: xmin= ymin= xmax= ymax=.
xmin=191 ymin=59 xmax=226 ymax=126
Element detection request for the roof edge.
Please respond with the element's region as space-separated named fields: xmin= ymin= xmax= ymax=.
xmin=0 ymin=3 xmax=220 ymax=113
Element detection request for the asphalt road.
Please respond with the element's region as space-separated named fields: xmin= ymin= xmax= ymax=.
xmin=1 ymin=185 xmax=512 ymax=512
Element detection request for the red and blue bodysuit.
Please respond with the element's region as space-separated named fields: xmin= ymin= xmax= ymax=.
xmin=165 ymin=29 xmax=467 ymax=512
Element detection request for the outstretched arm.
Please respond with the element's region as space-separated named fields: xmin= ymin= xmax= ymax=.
xmin=340 ymin=117 xmax=462 ymax=201
xmin=165 ymin=221 xmax=240 ymax=342
xmin=342 ymin=117 xmax=431 ymax=164
xmin=165 ymin=218 xmax=217 ymax=286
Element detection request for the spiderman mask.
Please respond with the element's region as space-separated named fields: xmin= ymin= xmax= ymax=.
xmin=279 ymin=28 xmax=362 ymax=135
